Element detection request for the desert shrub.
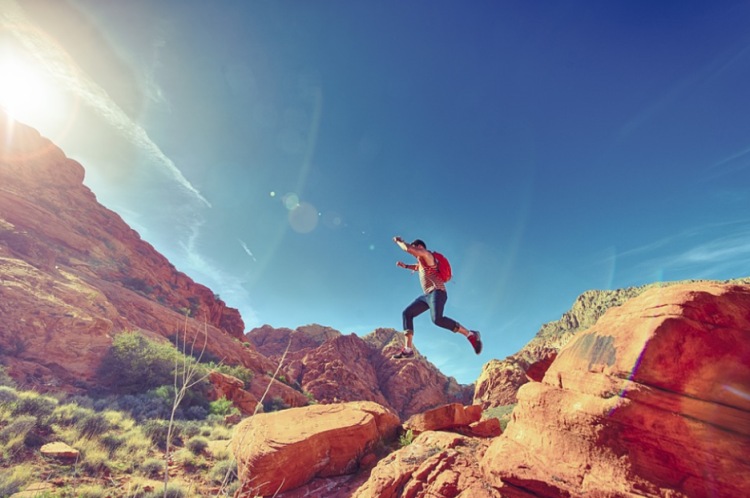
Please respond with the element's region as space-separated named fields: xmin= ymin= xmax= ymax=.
xmin=0 ymin=464 xmax=33 ymax=496
xmin=172 ymin=447 xmax=208 ymax=472
xmin=148 ymin=384 xmax=211 ymax=421
xmin=50 ymin=402 xmax=92 ymax=425
xmin=186 ymin=435 xmax=209 ymax=455
xmin=176 ymin=420 xmax=201 ymax=439
xmin=210 ymin=425 xmax=233 ymax=441
xmin=209 ymin=396 xmax=235 ymax=416
xmin=0 ymin=385 xmax=18 ymax=405
xmin=0 ymin=415 xmax=37 ymax=461
xmin=139 ymin=457 xmax=165 ymax=477
xmin=210 ymin=363 xmax=254 ymax=387
xmin=142 ymin=483 xmax=187 ymax=498
xmin=100 ymin=433 xmax=125 ymax=454
xmin=0 ymin=367 xmax=15 ymax=387
xmin=100 ymin=331 xmax=194 ymax=394
xmin=0 ymin=414 xmax=37 ymax=444
xmin=109 ymin=392 xmax=171 ymax=421
xmin=77 ymin=412 xmax=112 ymax=438
xmin=399 ymin=429 xmax=415 ymax=447
xmin=80 ymin=449 xmax=111 ymax=475
xmin=113 ymin=430 xmax=150 ymax=471
xmin=12 ymin=391 xmax=57 ymax=419
xmin=262 ymin=396 xmax=289 ymax=412
xmin=142 ymin=419 xmax=181 ymax=450
xmin=483 ymin=403 xmax=517 ymax=432
xmin=185 ymin=404 xmax=209 ymax=420
xmin=209 ymin=457 xmax=237 ymax=485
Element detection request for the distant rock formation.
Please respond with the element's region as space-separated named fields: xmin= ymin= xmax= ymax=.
xmin=247 ymin=325 xmax=474 ymax=419
xmin=0 ymin=112 xmax=306 ymax=408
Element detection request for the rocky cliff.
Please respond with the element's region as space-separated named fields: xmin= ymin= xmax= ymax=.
xmin=247 ymin=325 xmax=474 ymax=419
xmin=0 ymin=112 xmax=308 ymax=408
xmin=475 ymin=278 xmax=750 ymax=409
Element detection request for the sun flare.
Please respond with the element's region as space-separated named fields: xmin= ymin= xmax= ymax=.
xmin=0 ymin=52 xmax=51 ymax=121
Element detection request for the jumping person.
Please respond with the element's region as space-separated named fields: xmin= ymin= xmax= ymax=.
xmin=392 ymin=236 xmax=482 ymax=359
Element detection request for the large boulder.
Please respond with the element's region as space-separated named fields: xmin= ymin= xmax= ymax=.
xmin=481 ymin=282 xmax=750 ymax=497
xmin=352 ymin=431 xmax=502 ymax=498
xmin=231 ymin=401 xmax=400 ymax=497
xmin=403 ymin=403 xmax=482 ymax=433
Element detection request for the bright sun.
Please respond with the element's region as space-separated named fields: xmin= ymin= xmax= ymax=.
xmin=0 ymin=53 xmax=49 ymax=121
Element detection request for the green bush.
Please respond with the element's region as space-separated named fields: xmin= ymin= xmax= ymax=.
xmin=78 ymin=412 xmax=112 ymax=438
xmin=209 ymin=396 xmax=235 ymax=416
xmin=100 ymin=332 xmax=192 ymax=394
xmin=0 ymin=415 xmax=36 ymax=444
xmin=209 ymin=458 xmax=237 ymax=485
xmin=0 ymin=465 xmax=32 ymax=497
xmin=100 ymin=433 xmax=125 ymax=454
xmin=139 ymin=457 xmax=165 ymax=477
xmin=0 ymin=385 xmax=18 ymax=405
xmin=12 ymin=392 xmax=57 ymax=419
xmin=483 ymin=404 xmax=517 ymax=432
xmin=210 ymin=363 xmax=254 ymax=387
xmin=142 ymin=420 xmax=181 ymax=450
xmin=0 ymin=366 xmax=15 ymax=387
xmin=186 ymin=436 xmax=209 ymax=455
xmin=142 ymin=483 xmax=186 ymax=498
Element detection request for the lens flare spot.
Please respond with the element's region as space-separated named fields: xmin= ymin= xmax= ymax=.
xmin=283 ymin=193 xmax=300 ymax=210
xmin=289 ymin=202 xmax=318 ymax=233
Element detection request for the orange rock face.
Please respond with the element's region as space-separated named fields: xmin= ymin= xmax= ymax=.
xmin=231 ymin=401 xmax=400 ymax=497
xmin=403 ymin=403 xmax=482 ymax=433
xmin=352 ymin=431 xmax=502 ymax=498
xmin=248 ymin=326 xmax=474 ymax=419
xmin=481 ymin=282 xmax=750 ymax=497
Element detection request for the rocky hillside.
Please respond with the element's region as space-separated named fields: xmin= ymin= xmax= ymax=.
xmin=247 ymin=325 xmax=473 ymax=419
xmin=474 ymin=277 xmax=750 ymax=409
xmin=0 ymin=111 xmax=307 ymax=408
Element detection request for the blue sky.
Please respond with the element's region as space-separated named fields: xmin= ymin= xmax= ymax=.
xmin=2 ymin=0 xmax=750 ymax=384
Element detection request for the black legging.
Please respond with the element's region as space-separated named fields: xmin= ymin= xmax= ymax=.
xmin=402 ymin=289 xmax=458 ymax=333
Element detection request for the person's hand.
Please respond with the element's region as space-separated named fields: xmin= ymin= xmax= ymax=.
xmin=397 ymin=261 xmax=407 ymax=268
xmin=393 ymin=236 xmax=403 ymax=243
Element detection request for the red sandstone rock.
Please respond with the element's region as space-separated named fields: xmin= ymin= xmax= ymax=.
xmin=248 ymin=326 xmax=474 ymax=419
xmin=467 ymin=418 xmax=502 ymax=438
xmin=40 ymin=442 xmax=79 ymax=460
xmin=352 ymin=431 xmax=503 ymax=498
xmin=231 ymin=401 xmax=400 ymax=497
xmin=481 ymin=282 xmax=750 ymax=498
xmin=403 ymin=403 xmax=482 ymax=433
xmin=207 ymin=371 xmax=260 ymax=415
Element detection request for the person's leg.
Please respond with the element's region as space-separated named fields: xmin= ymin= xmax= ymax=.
xmin=402 ymin=295 xmax=429 ymax=350
xmin=427 ymin=290 xmax=460 ymax=332
xmin=428 ymin=290 xmax=483 ymax=354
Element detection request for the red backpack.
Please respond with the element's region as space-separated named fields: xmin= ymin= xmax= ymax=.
xmin=432 ymin=251 xmax=452 ymax=282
